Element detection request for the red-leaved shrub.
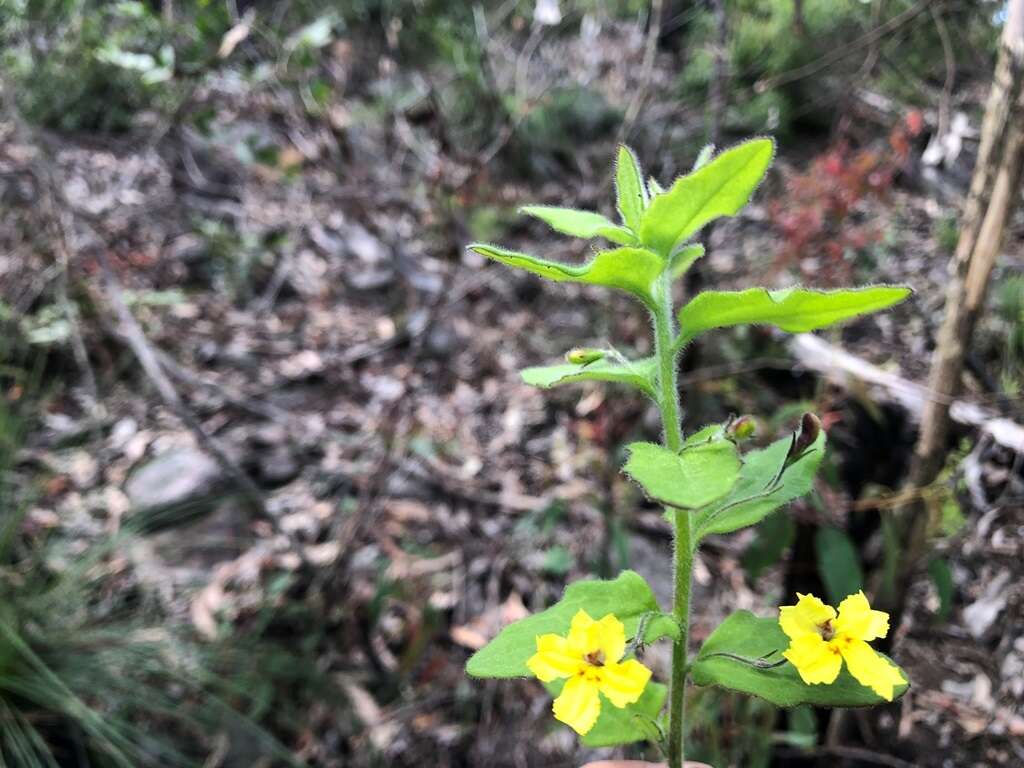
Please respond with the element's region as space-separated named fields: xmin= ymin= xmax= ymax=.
xmin=769 ymin=113 xmax=922 ymax=284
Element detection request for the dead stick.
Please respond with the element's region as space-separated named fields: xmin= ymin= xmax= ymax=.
xmin=96 ymin=252 xmax=267 ymax=517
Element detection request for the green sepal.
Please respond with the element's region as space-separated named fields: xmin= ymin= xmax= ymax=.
xmin=623 ymin=438 xmax=741 ymax=510
xmin=683 ymin=423 xmax=727 ymax=445
xmin=640 ymin=138 xmax=774 ymax=257
xmin=691 ymin=611 xmax=909 ymax=707
xmin=692 ymin=429 xmax=825 ymax=541
xmin=543 ymin=679 xmax=668 ymax=747
xmin=669 ymin=244 xmax=706 ymax=280
xmin=676 ymin=285 xmax=913 ymax=346
xmin=520 ymin=357 xmax=658 ymax=399
xmin=467 ymin=243 xmax=663 ymax=309
xmin=615 ymin=145 xmax=648 ymax=230
xmin=465 ymin=571 xmax=669 ymax=679
xmin=519 ymin=205 xmax=638 ymax=245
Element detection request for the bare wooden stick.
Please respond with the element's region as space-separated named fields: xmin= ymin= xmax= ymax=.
xmin=151 ymin=347 xmax=292 ymax=425
xmin=911 ymin=1 xmax=1024 ymax=484
xmin=789 ymin=333 xmax=1024 ymax=455
xmin=874 ymin=0 xmax=1024 ymax=629
xmin=96 ymin=252 xmax=268 ymax=518
xmin=618 ymin=0 xmax=665 ymax=143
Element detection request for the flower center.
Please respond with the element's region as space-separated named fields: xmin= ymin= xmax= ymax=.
xmin=584 ymin=650 xmax=606 ymax=667
xmin=818 ymin=619 xmax=835 ymax=641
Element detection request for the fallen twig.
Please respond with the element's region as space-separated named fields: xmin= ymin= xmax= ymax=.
xmin=790 ymin=333 xmax=1024 ymax=455
xmin=96 ymin=251 xmax=268 ymax=517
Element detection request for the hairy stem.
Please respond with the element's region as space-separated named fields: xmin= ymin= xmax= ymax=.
xmin=653 ymin=272 xmax=691 ymax=768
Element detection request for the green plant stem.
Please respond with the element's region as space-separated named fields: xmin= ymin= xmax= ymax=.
xmin=652 ymin=272 xmax=691 ymax=768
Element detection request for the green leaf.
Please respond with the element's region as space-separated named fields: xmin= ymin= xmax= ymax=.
xmin=615 ymin=145 xmax=647 ymax=231
xmin=644 ymin=613 xmax=682 ymax=644
xmin=669 ymin=244 xmax=705 ymax=280
xmin=741 ymin=510 xmax=796 ymax=580
xmin=466 ymin=571 xmax=668 ymax=679
xmin=693 ymin=430 xmax=825 ymax=540
xmin=520 ymin=357 xmax=658 ymax=398
xmin=544 ymin=678 xmax=667 ymax=747
xmin=683 ymin=423 xmax=726 ymax=445
xmin=640 ymin=138 xmax=774 ymax=256
xmin=815 ymin=527 xmax=864 ymax=605
xmin=691 ymin=611 xmax=909 ymax=707
xmin=783 ymin=706 xmax=818 ymax=748
xmin=519 ymin=206 xmax=637 ymax=245
xmin=623 ymin=439 xmax=741 ymax=510
xmin=927 ymin=557 xmax=954 ymax=621
xmin=676 ymin=286 xmax=913 ymax=345
xmin=468 ymin=244 xmax=663 ymax=308
xmin=542 ymin=546 xmax=573 ymax=575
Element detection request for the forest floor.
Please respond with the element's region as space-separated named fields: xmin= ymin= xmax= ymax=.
xmin=2 ymin=17 xmax=1024 ymax=768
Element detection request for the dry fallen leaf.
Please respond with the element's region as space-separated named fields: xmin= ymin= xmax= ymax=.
xmin=342 ymin=680 xmax=400 ymax=751
xmin=449 ymin=625 xmax=488 ymax=651
xmin=191 ymin=582 xmax=227 ymax=640
xmin=218 ymin=10 xmax=254 ymax=59
xmin=450 ymin=593 xmax=529 ymax=650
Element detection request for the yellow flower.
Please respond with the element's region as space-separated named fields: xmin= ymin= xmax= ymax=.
xmin=526 ymin=609 xmax=652 ymax=735
xmin=780 ymin=591 xmax=906 ymax=701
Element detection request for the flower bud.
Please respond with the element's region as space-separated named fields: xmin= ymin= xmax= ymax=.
xmin=565 ymin=348 xmax=605 ymax=365
xmin=728 ymin=415 xmax=757 ymax=441
xmin=789 ymin=412 xmax=822 ymax=459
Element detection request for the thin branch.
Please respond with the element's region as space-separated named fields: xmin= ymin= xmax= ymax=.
xmin=931 ymin=2 xmax=957 ymax=141
xmin=96 ymin=252 xmax=268 ymax=518
xmin=755 ymin=0 xmax=933 ymax=93
xmin=618 ymin=0 xmax=665 ymax=143
xmin=794 ymin=745 xmax=918 ymax=768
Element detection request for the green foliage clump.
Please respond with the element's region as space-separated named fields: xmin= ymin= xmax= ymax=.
xmin=7 ymin=1 xmax=164 ymax=132
xmin=3 ymin=0 xmax=232 ymax=133
xmin=678 ymin=0 xmax=867 ymax=135
xmin=0 ymin=350 xmax=312 ymax=766
xmin=678 ymin=0 xmax=1000 ymax=136
xmin=995 ymin=276 xmax=1024 ymax=396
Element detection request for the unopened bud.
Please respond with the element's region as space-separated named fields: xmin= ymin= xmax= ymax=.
xmin=789 ymin=412 xmax=822 ymax=459
xmin=566 ymin=348 xmax=605 ymax=365
xmin=728 ymin=416 xmax=757 ymax=441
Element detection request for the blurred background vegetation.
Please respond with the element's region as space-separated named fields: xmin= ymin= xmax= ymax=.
xmin=1 ymin=1 xmax=1022 ymax=766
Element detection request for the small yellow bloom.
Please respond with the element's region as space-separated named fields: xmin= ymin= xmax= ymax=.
xmin=526 ymin=609 xmax=652 ymax=735
xmin=780 ymin=591 xmax=906 ymax=701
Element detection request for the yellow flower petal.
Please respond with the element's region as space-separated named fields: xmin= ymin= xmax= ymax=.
xmin=779 ymin=593 xmax=837 ymax=641
xmin=566 ymin=609 xmax=599 ymax=656
xmin=552 ymin=675 xmax=602 ymax=735
xmin=594 ymin=613 xmax=627 ymax=663
xmin=783 ymin=633 xmax=842 ymax=685
xmin=839 ymin=638 xmax=906 ymax=701
xmin=527 ymin=634 xmax=584 ymax=682
xmin=834 ymin=591 xmax=890 ymax=642
xmin=597 ymin=658 xmax=651 ymax=708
